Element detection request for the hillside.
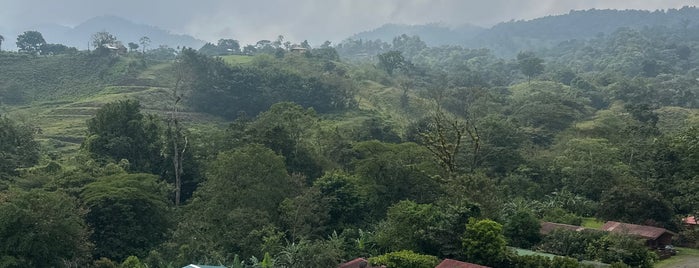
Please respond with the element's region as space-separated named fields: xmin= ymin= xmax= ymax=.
xmin=32 ymin=15 xmax=205 ymax=50
xmin=1 ymin=7 xmax=699 ymax=268
xmin=344 ymin=6 xmax=699 ymax=57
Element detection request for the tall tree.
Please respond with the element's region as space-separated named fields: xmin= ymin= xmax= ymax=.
xmin=517 ymin=51 xmax=544 ymax=83
xmin=81 ymin=174 xmax=171 ymax=261
xmin=0 ymin=190 xmax=92 ymax=267
xmin=461 ymin=219 xmax=509 ymax=267
xmin=139 ymin=36 xmax=151 ymax=53
xmin=377 ymin=50 xmax=406 ymax=75
xmin=0 ymin=116 xmax=40 ymax=180
xmin=15 ymin=31 xmax=46 ymax=54
xmin=0 ymin=34 xmax=4 ymax=51
xmin=127 ymin=42 xmax=139 ymax=52
xmin=83 ymin=100 xmax=163 ymax=173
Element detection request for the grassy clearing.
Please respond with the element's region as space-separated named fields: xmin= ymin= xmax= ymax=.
xmin=221 ymin=55 xmax=254 ymax=65
xmin=582 ymin=217 xmax=605 ymax=229
xmin=512 ymin=248 xmax=610 ymax=267
xmin=655 ymin=247 xmax=699 ymax=268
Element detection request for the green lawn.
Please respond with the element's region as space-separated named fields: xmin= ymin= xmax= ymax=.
xmin=655 ymin=247 xmax=699 ymax=268
xmin=582 ymin=217 xmax=605 ymax=229
xmin=221 ymin=55 xmax=253 ymax=65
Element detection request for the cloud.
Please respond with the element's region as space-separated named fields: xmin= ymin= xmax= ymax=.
xmin=0 ymin=0 xmax=696 ymax=46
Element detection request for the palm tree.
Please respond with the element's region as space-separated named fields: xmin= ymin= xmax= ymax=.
xmin=0 ymin=34 xmax=4 ymax=51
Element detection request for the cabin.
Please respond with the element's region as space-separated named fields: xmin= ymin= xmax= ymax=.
xmin=435 ymin=259 xmax=491 ymax=268
xmin=601 ymin=221 xmax=676 ymax=248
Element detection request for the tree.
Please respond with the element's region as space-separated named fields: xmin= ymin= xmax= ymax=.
xmin=83 ymin=100 xmax=163 ymax=174
xmin=503 ymin=209 xmax=541 ymax=248
xmin=128 ymin=42 xmax=139 ymax=52
xmin=91 ymin=31 xmax=117 ymax=49
xmin=81 ymin=174 xmax=171 ymax=261
xmin=15 ymin=30 xmax=46 ymax=54
xmin=0 ymin=190 xmax=92 ymax=267
xmin=517 ymin=51 xmax=544 ymax=82
xmin=0 ymin=116 xmax=40 ymax=180
xmin=139 ymin=36 xmax=151 ymax=53
xmin=462 ymin=219 xmax=509 ymax=267
xmin=217 ymin=38 xmax=240 ymax=54
xmin=0 ymin=34 xmax=4 ymax=51
xmin=375 ymin=200 xmax=479 ymax=257
xmin=173 ymin=144 xmax=295 ymax=260
xmin=377 ymin=50 xmax=406 ymax=75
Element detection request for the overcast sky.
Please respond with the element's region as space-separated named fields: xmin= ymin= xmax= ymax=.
xmin=0 ymin=0 xmax=696 ymax=45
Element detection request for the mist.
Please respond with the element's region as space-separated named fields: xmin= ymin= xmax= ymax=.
xmin=0 ymin=0 xmax=696 ymax=45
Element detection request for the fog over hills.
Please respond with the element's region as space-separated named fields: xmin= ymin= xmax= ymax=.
xmin=30 ymin=15 xmax=205 ymax=50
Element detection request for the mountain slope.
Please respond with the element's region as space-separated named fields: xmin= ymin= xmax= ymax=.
xmin=35 ymin=15 xmax=205 ymax=50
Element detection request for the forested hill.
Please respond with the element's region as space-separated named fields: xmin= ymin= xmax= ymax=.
xmin=349 ymin=23 xmax=485 ymax=47
xmin=2 ymin=6 xmax=699 ymax=268
xmin=349 ymin=6 xmax=699 ymax=57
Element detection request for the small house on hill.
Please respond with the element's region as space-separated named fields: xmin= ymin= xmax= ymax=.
xmin=601 ymin=221 xmax=676 ymax=248
xmin=540 ymin=222 xmax=587 ymax=235
xmin=435 ymin=259 xmax=491 ymax=268
xmin=683 ymin=216 xmax=698 ymax=226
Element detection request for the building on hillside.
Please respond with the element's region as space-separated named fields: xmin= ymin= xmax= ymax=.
xmin=435 ymin=259 xmax=491 ymax=268
xmin=290 ymin=45 xmax=308 ymax=53
xmin=601 ymin=221 xmax=677 ymax=248
xmin=683 ymin=216 xmax=698 ymax=226
xmin=339 ymin=258 xmax=385 ymax=268
xmin=539 ymin=221 xmax=587 ymax=235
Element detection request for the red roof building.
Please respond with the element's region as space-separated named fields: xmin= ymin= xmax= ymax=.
xmin=601 ymin=221 xmax=676 ymax=248
xmin=683 ymin=216 xmax=698 ymax=225
xmin=435 ymin=259 xmax=490 ymax=268
xmin=339 ymin=258 xmax=381 ymax=268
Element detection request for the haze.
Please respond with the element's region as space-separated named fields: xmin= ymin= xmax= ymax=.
xmin=0 ymin=0 xmax=696 ymax=45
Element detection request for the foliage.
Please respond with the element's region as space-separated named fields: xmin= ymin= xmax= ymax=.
xmin=517 ymin=51 xmax=544 ymax=81
xmin=172 ymin=144 xmax=295 ymax=261
xmin=0 ymin=116 xmax=39 ymax=179
xmin=588 ymin=233 xmax=658 ymax=268
xmin=368 ymin=250 xmax=439 ymax=268
xmin=81 ymin=173 xmax=171 ymax=262
xmin=0 ymin=189 xmax=91 ymax=267
xmin=504 ymin=209 xmax=542 ymax=248
xmin=84 ymin=100 xmax=164 ymax=173
xmin=15 ymin=31 xmax=45 ymax=54
xmin=461 ymin=218 xmax=509 ymax=267
xmin=177 ymin=48 xmax=355 ymax=119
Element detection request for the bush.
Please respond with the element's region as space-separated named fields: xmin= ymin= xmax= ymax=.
xmin=368 ymin=250 xmax=439 ymax=268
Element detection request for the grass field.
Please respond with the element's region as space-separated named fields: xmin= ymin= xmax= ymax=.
xmin=221 ymin=55 xmax=254 ymax=65
xmin=655 ymin=247 xmax=699 ymax=268
xmin=582 ymin=217 xmax=605 ymax=229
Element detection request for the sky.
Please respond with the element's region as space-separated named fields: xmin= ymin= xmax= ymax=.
xmin=0 ymin=0 xmax=697 ymax=45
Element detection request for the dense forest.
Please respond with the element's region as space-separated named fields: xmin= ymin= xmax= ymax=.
xmin=1 ymin=7 xmax=699 ymax=268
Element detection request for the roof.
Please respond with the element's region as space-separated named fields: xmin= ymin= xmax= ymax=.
xmin=339 ymin=258 xmax=372 ymax=268
xmin=601 ymin=221 xmax=676 ymax=240
xmin=540 ymin=222 xmax=586 ymax=235
xmin=182 ymin=265 xmax=226 ymax=268
xmin=435 ymin=259 xmax=490 ymax=268
xmin=684 ymin=216 xmax=698 ymax=225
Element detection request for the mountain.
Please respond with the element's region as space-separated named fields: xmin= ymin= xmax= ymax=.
xmin=35 ymin=15 xmax=205 ymax=50
xmin=349 ymin=23 xmax=484 ymax=46
xmin=344 ymin=6 xmax=699 ymax=57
